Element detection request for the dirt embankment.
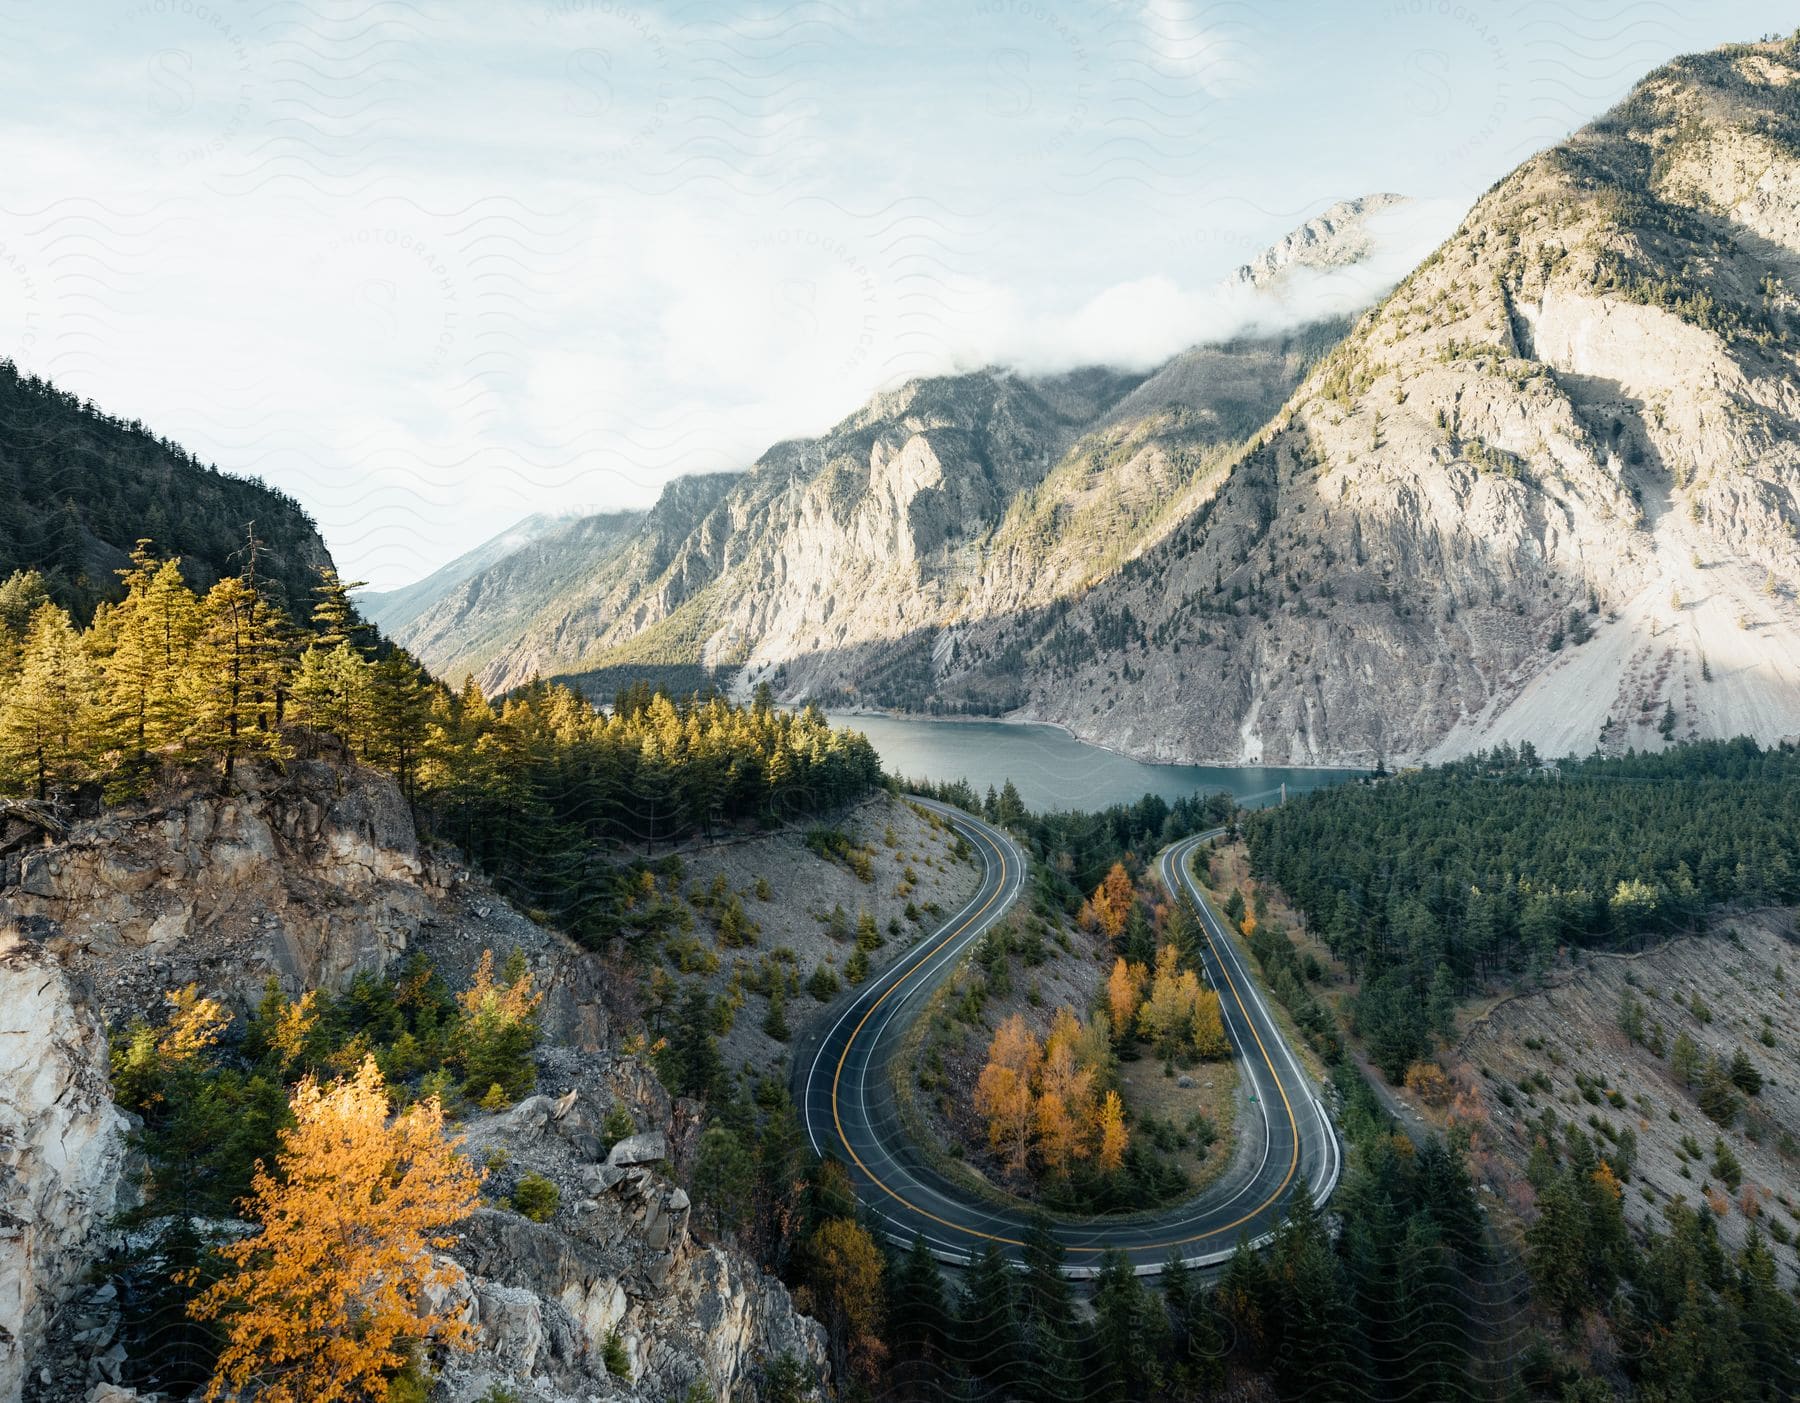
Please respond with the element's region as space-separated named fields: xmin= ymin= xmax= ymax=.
xmin=646 ymin=792 xmax=981 ymax=1081
xmin=1448 ymin=911 xmax=1800 ymax=1282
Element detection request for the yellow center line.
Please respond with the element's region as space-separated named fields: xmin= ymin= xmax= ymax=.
xmin=827 ymin=825 xmax=1306 ymax=1256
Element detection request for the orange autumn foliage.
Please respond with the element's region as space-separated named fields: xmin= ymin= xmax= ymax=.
xmin=1097 ymin=1090 xmax=1128 ymax=1174
xmin=976 ymin=1008 xmax=1119 ymax=1177
xmin=974 ymin=1014 xmax=1042 ymax=1174
xmin=1107 ymin=956 xmax=1146 ymax=1036
xmin=1091 ymin=862 xmax=1136 ymax=941
xmin=1034 ymin=1090 xmax=1080 ymax=1172
xmin=187 ymin=1055 xmax=482 ymax=1403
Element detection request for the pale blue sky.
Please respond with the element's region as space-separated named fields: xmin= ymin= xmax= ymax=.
xmin=1 ymin=1 xmax=1793 ymax=586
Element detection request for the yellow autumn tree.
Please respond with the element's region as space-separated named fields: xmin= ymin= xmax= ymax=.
xmin=1097 ymin=1089 xmax=1129 ymax=1173
xmin=269 ymin=990 xmax=321 ymax=1076
xmin=1091 ymin=862 xmax=1136 ymax=941
xmin=1040 ymin=1008 xmax=1096 ymax=1125
xmin=1139 ymin=944 xmax=1205 ymax=1058
xmin=806 ymin=1217 xmax=888 ymax=1385
xmin=1034 ymin=1091 xmax=1080 ymax=1173
xmin=1190 ymin=987 xmax=1230 ymax=1060
xmin=974 ymin=1013 xmax=1042 ymax=1175
xmin=187 ymin=1055 xmax=482 ymax=1403
xmin=159 ymin=984 xmax=232 ymax=1063
xmin=1107 ymin=957 xmax=1145 ymax=1039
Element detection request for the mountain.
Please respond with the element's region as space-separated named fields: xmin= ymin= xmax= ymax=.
xmin=382 ymin=39 xmax=1800 ymax=767
xmin=375 ymin=478 xmax=733 ymax=693
xmin=357 ymin=509 xmax=593 ymax=639
xmin=0 ymin=361 xmax=333 ymax=621
xmin=992 ymin=38 xmax=1800 ymax=763
xmin=377 ymin=201 xmax=1398 ymax=701
xmin=1226 ymin=192 xmax=1412 ymax=291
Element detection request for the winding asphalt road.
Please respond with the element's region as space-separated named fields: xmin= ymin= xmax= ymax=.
xmin=791 ymin=801 xmax=1341 ymax=1275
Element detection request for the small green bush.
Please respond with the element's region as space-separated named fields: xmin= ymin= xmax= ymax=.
xmin=511 ymin=1171 xmax=560 ymax=1222
xmin=807 ymin=963 xmax=840 ymax=1001
xmin=602 ymin=1102 xmax=635 ymax=1147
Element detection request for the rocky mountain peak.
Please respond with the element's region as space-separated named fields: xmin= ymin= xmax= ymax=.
xmin=1227 ymin=193 xmax=1413 ymax=291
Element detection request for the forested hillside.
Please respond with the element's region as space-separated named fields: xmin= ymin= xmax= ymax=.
xmin=0 ymin=362 xmax=331 ymax=621
xmin=1244 ymin=739 xmax=1800 ymax=1079
xmin=0 ymin=548 xmax=884 ymax=948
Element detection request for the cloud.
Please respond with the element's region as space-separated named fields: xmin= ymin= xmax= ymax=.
xmin=974 ymin=194 xmax=1467 ymax=374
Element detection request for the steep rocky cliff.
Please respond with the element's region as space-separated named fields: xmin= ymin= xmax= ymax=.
xmin=390 ymin=474 xmax=742 ymax=696
xmin=357 ymin=510 xmax=600 ymax=646
xmin=1003 ymin=38 xmax=1800 ymax=763
xmin=0 ymin=763 xmax=828 ymax=1402
xmin=0 ymin=935 xmax=130 ymax=1403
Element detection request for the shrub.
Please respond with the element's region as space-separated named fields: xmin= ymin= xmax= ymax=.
xmin=511 ymin=1172 xmax=560 ymax=1223
xmin=601 ymin=1102 xmax=635 ymax=1148
xmin=603 ymin=1329 xmax=631 ymax=1378
xmin=807 ymin=963 xmax=840 ymax=1001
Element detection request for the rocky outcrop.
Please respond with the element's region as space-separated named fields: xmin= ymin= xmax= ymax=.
xmin=440 ymin=1082 xmax=829 ymax=1403
xmin=3 ymin=760 xmax=827 ymax=1400
xmin=0 ymin=759 xmax=431 ymax=1018
xmin=0 ymin=933 xmax=130 ymax=1403
xmin=1226 ymin=193 xmax=1412 ymax=291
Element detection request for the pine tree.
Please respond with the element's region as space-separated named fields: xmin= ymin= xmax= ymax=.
xmin=887 ymin=1235 xmax=950 ymax=1372
xmin=289 ymin=641 xmax=374 ymax=755
xmin=308 ymin=565 xmax=367 ymax=649
xmin=692 ymin=1125 xmax=755 ymax=1235
xmin=1091 ymin=1248 xmax=1165 ymax=1401
xmin=186 ymin=574 xmax=290 ymax=778
xmin=367 ymin=652 xmax=434 ymax=802
xmin=102 ymin=543 xmax=199 ymax=768
xmin=1160 ymin=1252 xmax=1226 ymax=1395
xmin=661 ymin=984 xmax=725 ymax=1100
xmin=956 ymin=1243 xmax=1019 ymax=1388
xmin=1018 ymin=1216 xmax=1080 ymax=1403
xmin=0 ymin=601 xmax=103 ymax=798
xmin=1269 ymin=1181 xmax=1349 ymax=1401
xmin=0 ymin=569 xmax=50 ymax=674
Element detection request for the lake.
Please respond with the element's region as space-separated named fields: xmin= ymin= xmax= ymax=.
xmin=828 ymin=712 xmax=1363 ymax=813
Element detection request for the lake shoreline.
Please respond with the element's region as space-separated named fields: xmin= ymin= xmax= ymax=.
xmin=823 ymin=708 xmax=1365 ymax=813
xmin=825 ymin=704 xmax=1369 ymax=774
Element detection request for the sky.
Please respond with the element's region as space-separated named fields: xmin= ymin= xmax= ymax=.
xmin=2 ymin=1 xmax=1795 ymax=589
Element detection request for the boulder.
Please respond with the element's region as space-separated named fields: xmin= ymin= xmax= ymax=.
xmin=606 ymin=1132 xmax=666 ymax=1167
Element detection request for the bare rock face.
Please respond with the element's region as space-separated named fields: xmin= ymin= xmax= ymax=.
xmin=381 ymin=44 xmax=1800 ymax=767
xmin=0 ymin=933 xmax=130 ymax=1403
xmin=446 ymin=1079 xmax=829 ymax=1403
xmin=1002 ymin=39 xmax=1800 ymax=764
xmin=0 ymin=760 xmax=431 ymax=1017
xmin=1227 ymin=192 xmax=1413 ymax=291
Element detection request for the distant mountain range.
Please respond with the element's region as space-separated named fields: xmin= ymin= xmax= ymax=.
xmin=368 ymin=197 xmax=1399 ymax=707
xmin=371 ymin=40 xmax=1800 ymax=764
